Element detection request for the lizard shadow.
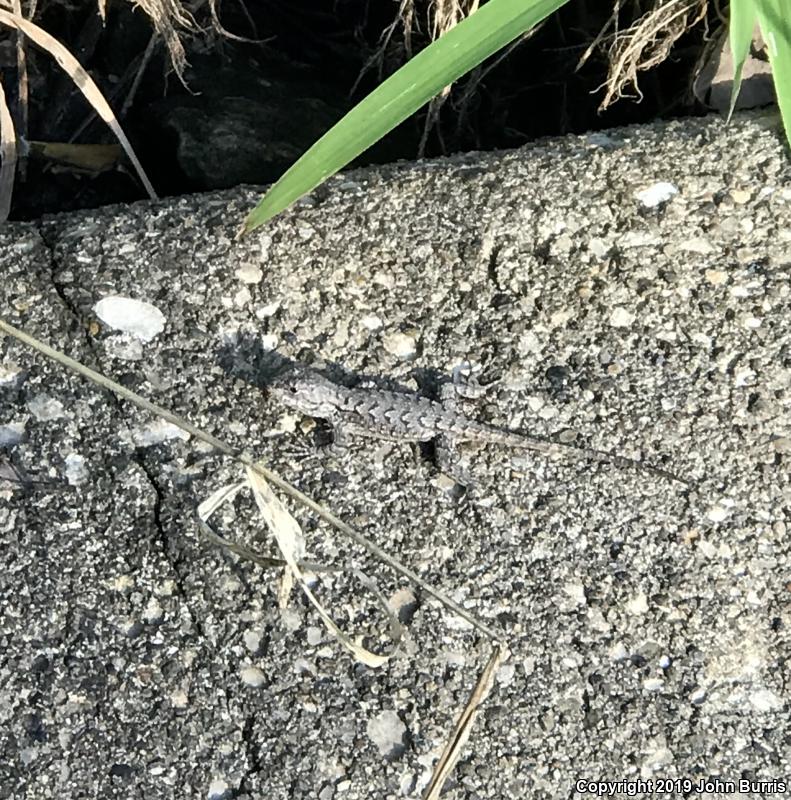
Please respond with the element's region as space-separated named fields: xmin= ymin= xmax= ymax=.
xmin=215 ymin=333 xmax=456 ymax=401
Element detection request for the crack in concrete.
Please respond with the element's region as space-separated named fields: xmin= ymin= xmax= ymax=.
xmin=33 ymin=219 xmax=209 ymax=644
xmin=238 ymin=714 xmax=264 ymax=795
xmin=37 ymin=221 xmax=89 ymax=340
xmin=134 ymin=456 xmax=208 ymax=643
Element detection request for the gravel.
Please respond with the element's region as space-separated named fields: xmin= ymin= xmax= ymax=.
xmin=1 ymin=109 xmax=789 ymax=799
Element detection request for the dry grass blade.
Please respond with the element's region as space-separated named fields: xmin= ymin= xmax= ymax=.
xmin=197 ymin=480 xmax=336 ymax=572
xmin=0 ymin=79 xmax=16 ymax=222
xmin=0 ymin=8 xmax=158 ymax=199
xmin=431 ymin=0 xmax=480 ymax=42
xmin=246 ymin=465 xmax=403 ymax=668
xmin=424 ymin=644 xmax=509 ymax=800
xmin=351 ymin=0 xmax=416 ymax=96
xmin=27 ymin=141 xmax=122 ymax=172
xmin=120 ymin=33 xmax=160 ymax=119
xmin=354 ymin=0 xmax=476 ymax=119
xmin=11 ymin=0 xmax=27 ymax=179
xmin=200 ymin=477 xmax=402 ymax=666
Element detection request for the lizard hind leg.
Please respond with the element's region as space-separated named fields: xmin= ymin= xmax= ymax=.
xmin=325 ymin=422 xmax=352 ymax=458
xmin=435 ymin=434 xmax=477 ymax=491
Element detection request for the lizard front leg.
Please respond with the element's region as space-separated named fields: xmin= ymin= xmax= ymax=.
xmin=288 ymin=417 xmax=350 ymax=460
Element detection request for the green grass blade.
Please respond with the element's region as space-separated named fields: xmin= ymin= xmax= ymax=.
xmin=243 ymin=0 xmax=568 ymax=233
xmin=755 ymin=0 xmax=791 ymax=148
xmin=727 ymin=0 xmax=757 ymax=122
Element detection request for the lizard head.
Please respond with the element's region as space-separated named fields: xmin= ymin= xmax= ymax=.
xmin=268 ymin=366 xmax=343 ymax=419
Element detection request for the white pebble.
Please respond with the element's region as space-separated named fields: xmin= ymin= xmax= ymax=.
xmin=27 ymin=394 xmax=64 ymax=420
xmin=497 ymin=663 xmax=516 ymax=686
xmin=142 ymin=597 xmax=164 ymax=624
xmin=642 ymin=747 xmax=674 ymax=771
xmin=240 ymin=666 xmax=267 ymax=688
xmin=679 ymin=237 xmax=715 ymax=254
xmin=208 ymin=778 xmax=231 ymax=800
xmin=234 ymin=287 xmax=252 ymax=308
xmin=170 ymin=689 xmax=188 ymax=708
xmin=0 ymin=422 xmax=25 ymax=446
xmin=689 ymin=687 xmax=707 ymax=704
xmin=235 ymin=263 xmax=263 ymax=284
xmin=366 ymin=710 xmax=406 ymax=757
xmin=609 ymin=642 xmax=629 ymax=661
xmin=627 ymin=592 xmax=649 ymax=615
xmin=125 ymin=419 xmax=190 ymax=447
xmin=94 ymin=296 xmax=166 ymax=342
xmin=360 ymin=314 xmax=383 ymax=331
xmin=255 ymin=300 xmax=281 ymax=319
xmin=0 ymin=364 xmax=24 ymax=385
xmin=383 ymin=332 xmax=417 ymax=359
xmin=635 ymin=181 xmax=678 ymax=208
xmin=707 ymin=504 xmax=731 ymax=523
xmin=749 ymin=689 xmax=783 ymax=712
xmin=244 ymin=630 xmax=261 ymax=653
xmin=64 ymin=454 xmax=88 ymax=486
xmin=306 ymin=627 xmax=323 ymax=646
xmin=564 ymin=581 xmax=587 ymax=606
xmin=609 ymin=307 xmax=635 ymax=328
xmin=705 ymin=269 xmax=728 ymax=286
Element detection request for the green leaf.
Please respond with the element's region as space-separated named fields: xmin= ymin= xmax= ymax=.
xmin=755 ymin=0 xmax=791 ymax=148
xmin=243 ymin=0 xmax=569 ymax=233
xmin=727 ymin=0 xmax=757 ymax=122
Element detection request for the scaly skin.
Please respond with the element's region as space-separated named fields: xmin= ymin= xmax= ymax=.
xmin=268 ymin=365 xmax=687 ymax=485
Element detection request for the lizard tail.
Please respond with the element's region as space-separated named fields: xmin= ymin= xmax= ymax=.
xmin=503 ymin=431 xmax=689 ymax=486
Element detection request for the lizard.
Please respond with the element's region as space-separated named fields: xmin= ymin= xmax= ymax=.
xmin=267 ymin=364 xmax=688 ymax=487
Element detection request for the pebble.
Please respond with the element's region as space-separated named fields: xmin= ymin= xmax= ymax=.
xmin=749 ymin=689 xmax=783 ymax=712
xmin=125 ymin=419 xmax=190 ymax=447
xmin=27 ymin=394 xmax=65 ymax=420
xmin=240 ymin=666 xmax=267 ymax=688
xmin=705 ymin=269 xmax=728 ymax=285
xmin=0 ymin=422 xmax=25 ymax=447
xmin=366 ymin=710 xmax=406 ymax=758
xmin=772 ymin=437 xmax=790 ymax=453
xmin=207 ymin=778 xmax=232 ymax=800
xmin=679 ymin=237 xmax=715 ymax=254
xmin=635 ymin=181 xmax=678 ymax=207
xmin=382 ymin=332 xmax=417 ymax=359
xmin=706 ymin=504 xmax=731 ymax=523
xmin=235 ymin=263 xmax=263 ymax=284
xmin=609 ymin=307 xmax=635 ymax=328
xmin=627 ymin=593 xmax=649 ymax=615
xmin=94 ymin=296 xmax=166 ymax=342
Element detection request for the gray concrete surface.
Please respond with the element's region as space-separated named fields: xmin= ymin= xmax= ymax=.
xmin=1 ymin=110 xmax=789 ymax=800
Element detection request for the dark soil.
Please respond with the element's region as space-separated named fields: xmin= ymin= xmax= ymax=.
xmin=8 ymin=0 xmax=719 ymax=220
